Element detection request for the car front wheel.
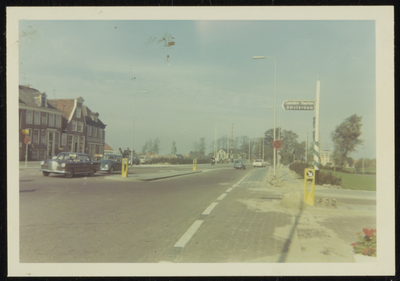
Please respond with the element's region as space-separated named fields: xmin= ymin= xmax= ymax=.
xmin=42 ymin=171 xmax=50 ymax=176
xmin=65 ymin=169 xmax=74 ymax=178
xmin=89 ymin=169 xmax=95 ymax=177
xmin=108 ymin=166 xmax=114 ymax=174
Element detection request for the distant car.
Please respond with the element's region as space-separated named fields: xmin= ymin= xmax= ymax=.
xmin=99 ymin=154 xmax=123 ymax=173
xmin=139 ymin=155 xmax=152 ymax=165
xmin=234 ymin=159 xmax=246 ymax=169
xmin=253 ymin=159 xmax=266 ymax=167
xmin=39 ymin=152 xmax=101 ymax=178
xmin=132 ymin=156 xmax=140 ymax=165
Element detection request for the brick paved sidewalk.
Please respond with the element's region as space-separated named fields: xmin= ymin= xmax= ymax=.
xmin=172 ymin=166 xmax=376 ymax=263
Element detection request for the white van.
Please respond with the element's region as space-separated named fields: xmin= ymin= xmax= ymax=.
xmin=139 ymin=156 xmax=152 ymax=165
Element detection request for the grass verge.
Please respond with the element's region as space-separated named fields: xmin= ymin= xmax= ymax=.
xmin=320 ymin=169 xmax=376 ymax=191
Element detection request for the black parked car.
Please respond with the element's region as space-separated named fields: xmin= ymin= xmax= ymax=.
xmin=40 ymin=152 xmax=101 ymax=178
xmin=99 ymin=154 xmax=123 ymax=173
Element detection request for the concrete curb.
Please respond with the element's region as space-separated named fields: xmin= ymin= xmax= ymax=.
xmin=104 ymin=171 xmax=203 ymax=182
xmin=139 ymin=171 xmax=203 ymax=181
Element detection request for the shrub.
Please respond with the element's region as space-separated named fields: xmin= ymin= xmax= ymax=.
xmin=289 ymin=162 xmax=311 ymax=178
xmin=318 ymin=171 xmax=342 ymax=186
xmin=350 ymin=228 xmax=377 ymax=257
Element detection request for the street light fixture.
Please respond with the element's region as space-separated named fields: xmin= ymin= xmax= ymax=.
xmin=253 ymin=56 xmax=277 ymax=177
xmin=131 ymin=91 xmax=147 ymax=166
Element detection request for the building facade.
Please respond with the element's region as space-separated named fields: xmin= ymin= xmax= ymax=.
xmin=19 ymin=85 xmax=107 ymax=161
xmin=83 ymin=105 xmax=106 ymax=159
xmin=49 ymin=97 xmax=88 ymax=155
xmin=19 ymin=85 xmax=64 ymax=160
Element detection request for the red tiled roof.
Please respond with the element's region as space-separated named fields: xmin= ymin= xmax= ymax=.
xmin=104 ymin=143 xmax=113 ymax=151
xmin=48 ymin=99 xmax=75 ymax=120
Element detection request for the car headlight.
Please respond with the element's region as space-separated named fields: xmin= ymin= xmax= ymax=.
xmin=40 ymin=161 xmax=44 ymax=165
xmin=61 ymin=163 xmax=66 ymax=168
xmin=104 ymin=164 xmax=108 ymax=169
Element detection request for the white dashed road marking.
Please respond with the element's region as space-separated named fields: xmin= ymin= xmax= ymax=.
xmin=160 ymin=172 xmax=253 ymax=262
xmin=173 ymin=220 xmax=204 ymax=248
xmin=217 ymin=193 xmax=227 ymax=201
xmin=202 ymin=202 xmax=219 ymax=215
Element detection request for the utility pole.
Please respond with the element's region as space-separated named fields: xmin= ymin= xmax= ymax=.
xmin=230 ymin=123 xmax=234 ymax=162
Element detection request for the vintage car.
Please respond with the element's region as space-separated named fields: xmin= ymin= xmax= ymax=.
xmin=253 ymin=159 xmax=266 ymax=167
xmin=99 ymin=154 xmax=123 ymax=173
xmin=233 ymin=159 xmax=246 ymax=170
xmin=39 ymin=152 xmax=101 ymax=178
xmin=139 ymin=155 xmax=152 ymax=165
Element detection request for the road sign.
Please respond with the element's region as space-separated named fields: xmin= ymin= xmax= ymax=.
xmin=21 ymin=129 xmax=29 ymax=135
xmin=272 ymin=139 xmax=283 ymax=150
xmin=24 ymin=137 xmax=30 ymax=145
xmin=282 ymin=100 xmax=315 ymax=110
xmin=306 ymin=170 xmax=314 ymax=178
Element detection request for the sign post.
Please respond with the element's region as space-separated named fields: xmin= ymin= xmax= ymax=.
xmin=24 ymin=136 xmax=30 ymax=168
xmin=304 ymin=168 xmax=315 ymax=206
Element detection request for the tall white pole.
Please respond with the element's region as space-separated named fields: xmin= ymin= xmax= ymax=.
xmin=314 ymin=76 xmax=321 ymax=171
xmin=306 ymin=127 xmax=308 ymax=164
xmin=131 ymin=96 xmax=135 ymax=166
xmin=214 ymin=123 xmax=217 ymax=158
xmin=248 ymin=139 xmax=250 ymax=163
xmin=253 ymin=56 xmax=277 ymax=177
xmin=273 ymin=59 xmax=277 ymax=177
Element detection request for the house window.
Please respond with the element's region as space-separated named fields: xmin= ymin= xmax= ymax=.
xmin=93 ymin=127 xmax=98 ymax=138
xmin=33 ymin=111 xmax=40 ymax=125
xmin=41 ymin=113 xmax=47 ymax=125
xmin=39 ymin=149 xmax=46 ymax=160
xmin=99 ymin=129 xmax=102 ymax=140
xmin=72 ymin=120 xmax=77 ymax=131
xmin=26 ymin=110 xmax=32 ymax=124
xmin=61 ymin=133 xmax=67 ymax=146
xmin=31 ymin=149 xmax=39 ymax=160
xmin=49 ymin=114 xmax=54 ymax=126
xmin=78 ymin=121 xmax=83 ymax=132
xmin=55 ymin=115 xmax=61 ymax=128
xmin=41 ymin=130 xmax=47 ymax=144
xmin=87 ymin=125 xmax=92 ymax=137
xmin=33 ymin=129 xmax=39 ymax=144
xmin=67 ymin=135 xmax=73 ymax=152
xmin=76 ymin=107 xmax=81 ymax=118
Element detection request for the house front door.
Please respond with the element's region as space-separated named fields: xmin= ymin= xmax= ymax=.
xmin=47 ymin=131 xmax=55 ymax=158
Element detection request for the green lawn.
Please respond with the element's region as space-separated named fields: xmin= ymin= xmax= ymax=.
xmin=320 ymin=169 xmax=376 ymax=191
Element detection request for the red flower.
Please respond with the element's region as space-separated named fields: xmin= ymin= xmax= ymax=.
xmin=363 ymin=228 xmax=376 ymax=238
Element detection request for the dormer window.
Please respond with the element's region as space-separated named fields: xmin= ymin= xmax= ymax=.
xmin=76 ymin=107 xmax=81 ymax=118
xmin=41 ymin=96 xmax=47 ymax=107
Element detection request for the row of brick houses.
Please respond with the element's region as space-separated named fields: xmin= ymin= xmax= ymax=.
xmin=19 ymin=85 xmax=106 ymax=161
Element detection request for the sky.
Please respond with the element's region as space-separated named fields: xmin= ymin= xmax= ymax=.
xmin=18 ymin=19 xmax=376 ymax=159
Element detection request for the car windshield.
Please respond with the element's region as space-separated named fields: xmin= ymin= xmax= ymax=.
xmin=102 ymin=155 xmax=116 ymax=160
xmin=234 ymin=160 xmax=242 ymax=163
xmin=57 ymin=154 xmax=77 ymax=161
xmin=255 ymin=160 xmax=262 ymax=162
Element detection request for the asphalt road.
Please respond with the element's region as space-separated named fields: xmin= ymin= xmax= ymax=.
xmin=19 ymin=164 xmax=264 ymax=262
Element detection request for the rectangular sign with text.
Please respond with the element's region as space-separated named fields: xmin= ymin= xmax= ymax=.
xmin=282 ymin=100 xmax=315 ymax=110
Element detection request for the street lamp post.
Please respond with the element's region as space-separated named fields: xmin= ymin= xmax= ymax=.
xmin=131 ymin=91 xmax=147 ymax=166
xmin=253 ymin=56 xmax=277 ymax=177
